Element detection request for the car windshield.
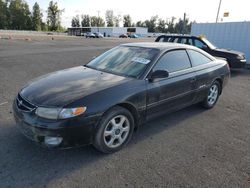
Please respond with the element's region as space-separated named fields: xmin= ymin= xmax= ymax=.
xmin=86 ymin=46 xmax=159 ymax=78
xmin=202 ymin=38 xmax=217 ymax=49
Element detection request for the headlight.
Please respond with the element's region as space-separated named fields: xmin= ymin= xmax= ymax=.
xmin=35 ymin=107 xmax=60 ymax=119
xmin=59 ymin=107 xmax=87 ymax=119
xmin=35 ymin=107 xmax=87 ymax=120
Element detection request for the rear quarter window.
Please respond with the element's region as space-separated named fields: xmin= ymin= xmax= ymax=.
xmin=187 ymin=50 xmax=212 ymax=66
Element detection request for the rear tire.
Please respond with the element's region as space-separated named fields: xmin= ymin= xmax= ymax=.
xmin=93 ymin=106 xmax=134 ymax=153
xmin=202 ymin=81 xmax=221 ymax=109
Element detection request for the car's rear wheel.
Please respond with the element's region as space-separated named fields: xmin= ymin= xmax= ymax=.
xmin=202 ymin=81 xmax=221 ymax=109
xmin=93 ymin=106 xmax=134 ymax=153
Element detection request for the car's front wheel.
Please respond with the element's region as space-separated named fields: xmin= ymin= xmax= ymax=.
xmin=93 ymin=106 xmax=134 ymax=153
xmin=202 ymin=80 xmax=221 ymax=109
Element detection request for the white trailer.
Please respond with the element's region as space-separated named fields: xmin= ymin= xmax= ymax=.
xmin=191 ymin=22 xmax=250 ymax=64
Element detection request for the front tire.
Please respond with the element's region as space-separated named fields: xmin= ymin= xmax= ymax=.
xmin=202 ymin=81 xmax=221 ymax=109
xmin=93 ymin=106 xmax=134 ymax=153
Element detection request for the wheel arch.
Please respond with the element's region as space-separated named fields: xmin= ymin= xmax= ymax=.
xmin=213 ymin=77 xmax=223 ymax=95
xmin=96 ymin=102 xmax=140 ymax=130
xmin=116 ymin=102 xmax=140 ymax=130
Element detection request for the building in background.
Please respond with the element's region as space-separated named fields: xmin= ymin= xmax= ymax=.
xmin=191 ymin=22 xmax=250 ymax=64
xmin=67 ymin=27 xmax=148 ymax=37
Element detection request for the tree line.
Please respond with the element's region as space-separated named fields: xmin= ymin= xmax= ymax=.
xmin=72 ymin=10 xmax=192 ymax=34
xmin=0 ymin=0 xmax=192 ymax=34
xmin=0 ymin=0 xmax=64 ymax=31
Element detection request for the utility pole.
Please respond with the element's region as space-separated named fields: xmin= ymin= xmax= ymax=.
xmin=180 ymin=13 xmax=187 ymax=35
xmin=216 ymin=0 xmax=222 ymax=23
xmin=183 ymin=13 xmax=186 ymax=34
xmin=97 ymin=10 xmax=100 ymax=32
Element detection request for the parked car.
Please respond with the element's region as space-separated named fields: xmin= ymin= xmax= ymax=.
xmin=94 ymin=32 xmax=104 ymax=38
xmin=76 ymin=32 xmax=85 ymax=36
xmin=13 ymin=43 xmax=230 ymax=153
xmin=129 ymin=34 xmax=139 ymax=38
xmin=155 ymin=35 xmax=247 ymax=68
xmin=119 ymin=34 xmax=128 ymax=38
xmin=86 ymin=32 xmax=95 ymax=38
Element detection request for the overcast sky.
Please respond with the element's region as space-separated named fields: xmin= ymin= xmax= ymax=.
xmin=26 ymin=0 xmax=250 ymax=27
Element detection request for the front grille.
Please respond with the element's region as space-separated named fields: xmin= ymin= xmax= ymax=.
xmin=16 ymin=94 xmax=36 ymax=112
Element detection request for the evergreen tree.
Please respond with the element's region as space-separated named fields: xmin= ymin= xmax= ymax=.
xmin=166 ymin=17 xmax=176 ymax=33
xmin=0 ymin=0 xmax=9 ymax=29
xmin=144 ymin=15 xmax=158 ymax=32
xmin=157 ymin=18 xmax=166 ymax=33
xmin=71 ymin=15 xmax=80 ymax=27
xmin=90 ymin=16 xmax=105 ymax=27
xmin=9 ymin=0 xmax=32 ymax=30
xmin=81 ymin=14 xmax=90 ymax=27
xmin=32 ymin=2 xmax=42 ymax=31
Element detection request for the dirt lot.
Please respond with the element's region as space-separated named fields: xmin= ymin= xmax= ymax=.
xmin=0 ymin=35 xmax=249 ymax=188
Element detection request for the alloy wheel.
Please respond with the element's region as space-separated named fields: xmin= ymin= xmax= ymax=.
xmin=103 ymin=115 xmax=130 ymax=148
xmin=207 ymin=84 xmax=219 ymax=106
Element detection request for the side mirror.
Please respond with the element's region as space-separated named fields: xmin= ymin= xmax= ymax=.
xmin=149 ymin=70 xmax=169 ymax=81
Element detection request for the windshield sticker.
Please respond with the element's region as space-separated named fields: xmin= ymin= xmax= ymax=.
xmin=131 ymin=57 xmax=151 ymax=64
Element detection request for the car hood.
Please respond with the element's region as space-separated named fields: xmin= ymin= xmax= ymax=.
xmin=214 ymin=48 xmax=244 ymax=56
xmin=20 ymin=66 xmax=132 ymax=107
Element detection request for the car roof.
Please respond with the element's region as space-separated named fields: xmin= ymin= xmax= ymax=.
xmin=156 ymin=34 xmax=198 ymax=38
xmin=121 ymin=42 xmax=197 ymax=51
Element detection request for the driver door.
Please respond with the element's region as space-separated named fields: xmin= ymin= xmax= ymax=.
xmin=146 ymin=49 xmax=197 ymax=120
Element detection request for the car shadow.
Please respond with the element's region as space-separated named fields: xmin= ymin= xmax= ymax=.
xmin=130 ymin=104 xmax=205 ymax=146
xmin=230 ymin=69 xmax=250 ymax=78
xmin=0 ymin=104 xmax=205 ymax=187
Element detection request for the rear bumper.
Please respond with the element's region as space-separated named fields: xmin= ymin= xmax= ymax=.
xmin=13 ymin=101 xmax=101 ymax=149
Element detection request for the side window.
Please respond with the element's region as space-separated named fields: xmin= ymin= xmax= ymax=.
xmin=194 ymin=39 xmax=208 ymax=49
xmin=156 ymin=36 xmax=170 ymax=42
xmin=172 ymin=37 xmax=180 ymax=43
xmin=157 ymin=37 xmax=165 ymax=42
xmin=163 ymin=37 xmax=170 ymax=42
xmin=153 ymin=50 xmax=191 ymax=73
xmin=180 ymin=38 xmax=187 ymax=44
xmin=187 ymin=50 xmax=212 ymax=66
xmin=181 ymin=38 xmax=193 ymax=45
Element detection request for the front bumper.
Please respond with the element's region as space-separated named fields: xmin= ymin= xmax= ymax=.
xmin=230 ymin=59 xmax=247 ymax=68
xmin=13 ymin=101 xmax=101 ymax=149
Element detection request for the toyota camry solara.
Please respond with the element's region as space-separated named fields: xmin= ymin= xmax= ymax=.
xmin=13 ymin=42 xmax=230 ymax=153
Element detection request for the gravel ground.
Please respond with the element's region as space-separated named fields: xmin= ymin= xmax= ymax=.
xmin=0 ymin=35 xmax=249 ymax=188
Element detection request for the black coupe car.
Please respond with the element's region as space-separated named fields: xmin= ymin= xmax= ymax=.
xmin=155 ymin=35 xmax=247 ymax=69
xmin=13 ymin=43 xmax=230 ymax=153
